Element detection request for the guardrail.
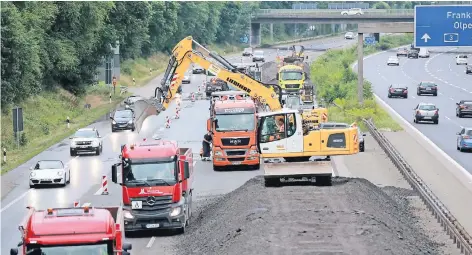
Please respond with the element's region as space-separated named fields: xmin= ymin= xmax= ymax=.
xmin=257 ymin=9 xmax=414 ymax=15
xmin=364 ymin=119 xmax=472 ymax=255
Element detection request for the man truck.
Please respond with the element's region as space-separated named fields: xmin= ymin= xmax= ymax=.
xmin=111 ymin=140 xmax=194 ymax=234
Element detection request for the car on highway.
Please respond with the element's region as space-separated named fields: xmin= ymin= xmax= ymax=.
xmin=252 ymin=50 xmax=265 ymax=62
xmin=242 ymin=47 xmax=253 ymax=56
xmin=418 ymin=48 xmax=430 ymax=58
xmin=456 ymin=100 xmax=472 ymax=118
xmin=396 ymin=47 xmax=408 ymax=57
xmin=341 ymin=8 xmax=363 ymax=15
xmin=124 ymin=95 xmax=144 ymax=106
xmin=69 ymin=127 xmax=103 ymax=156
xmin=456 ymin=54 xmax=468 ymax=65
xmin=29 ymin=160 xmax=70 ymax=188
xmin=182 ymin=74 xmax=191 ymax=84
xmin=319 ymin=122 xmax=366 ymax=152
xmin=387 ymin=85 xmax=408 ymax=98
xmin=407 ymin=49 xmax=419 ymax=59
xmin=466 ymin=64 xmax=472 ymax=74
xmin=417 ymin=81 xmax=438 ymax=96
xmin=344 ymin=32 xmax=354 ymax=40
xmin=205 ymin=78 xmax=230 ymax=96
xmin=457 ymin=127 xmax=472 ymax=152
xmin=192 ymin=66 xmax=205 ymax=74
xmin=413 ymin=103 xmax=439 ymax=124
xmin=387 ymin=56 xmax=400 ymax=66
xmin=111 ymin=108 xmax=135 ymax=132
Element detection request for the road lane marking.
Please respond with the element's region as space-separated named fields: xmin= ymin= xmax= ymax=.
xmin=450 ymin=97 xmax=455 ymax=101
xmin=1 ymin=155 xmax=79 ymax=212
xmin=444 ymin=116 xmax=463 ymax=128
xmin=146 ymin=237 xmax=156 ymax=248
xmin=82 ymin=202 xmax=91 ymax=207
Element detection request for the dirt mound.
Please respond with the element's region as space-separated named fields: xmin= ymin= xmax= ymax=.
xmin=177 ymin=177 xmax=440 ymax=255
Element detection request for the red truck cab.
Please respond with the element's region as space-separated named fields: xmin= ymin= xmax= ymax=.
xmin=11 ymin=206 xmax=131 ymax=255
xmin=111 ymin=140 xmax=194 ymax=234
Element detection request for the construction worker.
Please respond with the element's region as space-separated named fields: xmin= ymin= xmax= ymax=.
xmin=202 ymin=131 xmax=213 ymax=161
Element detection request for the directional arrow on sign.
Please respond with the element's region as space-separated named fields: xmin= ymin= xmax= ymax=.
xmin=421 ymin=33 xmax=431 ymax=43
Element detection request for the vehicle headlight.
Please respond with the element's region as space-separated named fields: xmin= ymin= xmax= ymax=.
xmin=112 ymin=120 xmax=117 ymax=124
xmin=124 ymin=210 xmax=134 ymax=220
xmin=169 ymin=207 xmax=182 ymax=217
xmin=249 ymin=149 xmax=258 ymax=155
xmin=30 ymin=172 xmax=36 ymax=177
xmin=214 ymin=150 xmax=223 ymax=156
xmin=282 ymin=90 xmax=286 ymax=93
xmin=128 ymin=120 xmax=133 ymax=124
xmin=57 ymin=171 xmax=64 ymax=176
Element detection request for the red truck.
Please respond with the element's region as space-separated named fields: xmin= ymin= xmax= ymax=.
xmin=10 ymin=206 xmax=132 ymax=255
xmin=111 ymin=140 xmax=194 ymax=234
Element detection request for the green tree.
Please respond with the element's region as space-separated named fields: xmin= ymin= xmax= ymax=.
xmin=373 ymin=2 xmax=391 ymax=9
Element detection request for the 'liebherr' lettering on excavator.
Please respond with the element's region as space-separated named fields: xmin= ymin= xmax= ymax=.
xmin=226 ymin=78 xmax=252 ymax=94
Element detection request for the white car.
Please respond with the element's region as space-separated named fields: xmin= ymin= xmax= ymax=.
xmin=182 ymin=75 xmax=191 ymax=84
xmin=29 ymin=160 xmax=70 ymax=188
xmin=344 ymin=32 xmax=354 ymax=40
xmin=69 ymin=128 xmax=103 ymax=156
xmin=341 ymin=8 xmax=363 ymax=15
xmin=418 ymin=48 xmax=430 ymax=58
xmin=456 ymin=54 xmax=468 ymax=65
xmin=387 ymin=56 xmax=400 ymax=66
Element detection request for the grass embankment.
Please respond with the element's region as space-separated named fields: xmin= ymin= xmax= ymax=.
xmin=311 ymin=34 xmax=414 ymax=131
xmin=1 ymin=84 xmax=127 ymax=174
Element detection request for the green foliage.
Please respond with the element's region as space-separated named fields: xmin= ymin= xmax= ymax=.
xmin=311 ymin=35 xmax=413 ymax=131
xmin=373 ymin=2 xmax=390 ymax=9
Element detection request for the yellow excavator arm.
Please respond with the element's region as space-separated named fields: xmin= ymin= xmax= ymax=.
xmin=156 ymin=36 xmax=282 ymax=111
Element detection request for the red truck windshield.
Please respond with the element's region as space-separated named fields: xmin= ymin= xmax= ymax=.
xmin=124 ymin=161 xmax=177 ymax=186
xmin=26 ymin=242 xmax=112 ymax=255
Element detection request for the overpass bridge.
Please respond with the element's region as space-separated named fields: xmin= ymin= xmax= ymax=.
xmin=250 ymin=9 xmax=414 ymax=45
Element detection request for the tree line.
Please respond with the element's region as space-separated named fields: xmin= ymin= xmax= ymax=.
xmin=1 ymin=1 xmax=263 ymax=110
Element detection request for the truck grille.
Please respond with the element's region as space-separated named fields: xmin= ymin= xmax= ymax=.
xmin=131 ymin=195 xmax=173 ymax=212
xmin=228 ymin=157 xmax=245 ymax=162
xmin=285 ymin=84 xmax=300 ymax=89
xmin=221 ymin=137 xmax=250 ymax=146
xmin=76 ymin=141 xmax=92 ymax=145
xmin=225 ymin=150 xmax=246 ymax=156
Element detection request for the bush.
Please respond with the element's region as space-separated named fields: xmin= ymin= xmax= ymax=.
xmin=310 ymin=34 xmax=412 ymax=131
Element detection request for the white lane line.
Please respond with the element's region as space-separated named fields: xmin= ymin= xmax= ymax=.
xmin=411 ymin=96 xmax=416 ymax=99
xmin=444 ymin=116 xmax=464 ymax=128
xmin=449 ymin=97 xmax=455 ymax=101
xmin=1 ymin=155 xmax=79 ymax=212
xmin=146 ymin=237 xmax=156 ymax=248
xmin=439 ymin=92 xmax=444 ymax=95
xmin=82 ymin=202 xmax=91 ymax=207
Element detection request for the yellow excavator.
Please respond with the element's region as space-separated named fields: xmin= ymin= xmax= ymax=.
xmin=158 ymin=36 xmax=359 ymax=186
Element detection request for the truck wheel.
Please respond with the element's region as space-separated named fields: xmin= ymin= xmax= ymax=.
xmin=95 ymin=148 xmax=100 ymax=156
xmin=316 ymin=176 xmax=332 ymax=186
xmin=29 ymin=184 xmax=35 ymax=189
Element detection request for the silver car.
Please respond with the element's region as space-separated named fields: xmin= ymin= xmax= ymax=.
xmin=29 ymin=160 xmax=70 ymax=188
xmin=387 ymin=56 xmax=400 ymax=66
xmin=344 ymin=32 xmax=354 ymax=40
xmin=413 ymin=103 xmax=439 ymax=124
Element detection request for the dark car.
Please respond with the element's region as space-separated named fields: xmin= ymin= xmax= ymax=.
xmin=387 ymin=85 xmax=408 ymax=98
xmin=205 ymin=78 xmax=229 ymax=97
xmin=192 ymin=67 xmax=205 ymax=74
xmin=396 ymin=47 xmax=408 ymax=57
xmin=111 ymin=109 xmax=135 ymax=132
xmin=407 ymin=49 xmax=419 ymax=59
xmin=456 ymin=100 xmax=472 ymax=118
xmin=466 ymin=65 xmax=472 ymax=74
xmin=417 ymin=81 xmax=438 ymax=96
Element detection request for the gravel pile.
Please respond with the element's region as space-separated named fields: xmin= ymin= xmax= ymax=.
xmin=176 ymin=177 xmax=441 ymax=255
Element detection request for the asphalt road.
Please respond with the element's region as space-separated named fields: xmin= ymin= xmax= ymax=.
xmin=0 ymin=34 xmax=353 ymax=254
xmin=364 ymin=47 xmax=472 ymax=173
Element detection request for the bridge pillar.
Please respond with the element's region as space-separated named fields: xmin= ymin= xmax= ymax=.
xmin=357 ymin=33 xmax=364 ymax=105
xmin=374 ymin=33 xmax=380 ymax=42
xmin=270 ymin=23 xmax=274 ymax=41
xmin=250 ymin=23 xmax=261 ymax=47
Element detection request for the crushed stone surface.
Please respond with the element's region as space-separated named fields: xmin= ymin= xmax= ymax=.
xmin=176 ymin=176 xmax=442 ymax=255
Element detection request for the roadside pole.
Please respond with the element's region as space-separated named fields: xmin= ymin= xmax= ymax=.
xmin=357 ymin=32 xmax=364 ymax=105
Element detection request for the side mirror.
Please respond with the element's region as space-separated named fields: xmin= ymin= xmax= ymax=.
xmin=10 ymin=248 xmax=18 ymax=255
xmin=305 ymin=56 xmax=308 ymax=59
xmin=206 ymin=119 xmax=211 ymax=132
xmin=123 ymin=243 xmax=132 ymax=251
xmin=111 ymin=164 xmax=118 ymax=183
xmin=276 ymin=73 xmax=279 ymax=80
xmin=456 ymin=103 xmax=460 ymax=105
xmin=184 ymin=162 xmax=190 ymax=179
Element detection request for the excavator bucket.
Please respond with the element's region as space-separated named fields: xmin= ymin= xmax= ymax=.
xmin=122 ymin=97 xmax=161 ymax=133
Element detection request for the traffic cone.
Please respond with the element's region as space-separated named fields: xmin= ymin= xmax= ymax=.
xmin=165 ymin=116 xmax=171 ymax=128
xmin=175 ymin=108 xmax=180 ymax=119
xmin=191 ymin=93 xmax=195 ymax=102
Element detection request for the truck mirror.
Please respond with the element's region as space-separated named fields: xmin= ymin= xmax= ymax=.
xmin=10 ymin=248 xmax=19 ymax=255
xmin=111 ymin=164 xmax=118 ymax=183
xmin=123 ymin=252 xmax=130 ymax=255
xmin=184 ymin=162 xmax=190 ymax=179
xmin=206 ymin=119 xmax=211 ymax=132
xmin=123 ymin=243 xmax=132 ymax=251
xmin=276 ymin=73 xmax=279 ymax=80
